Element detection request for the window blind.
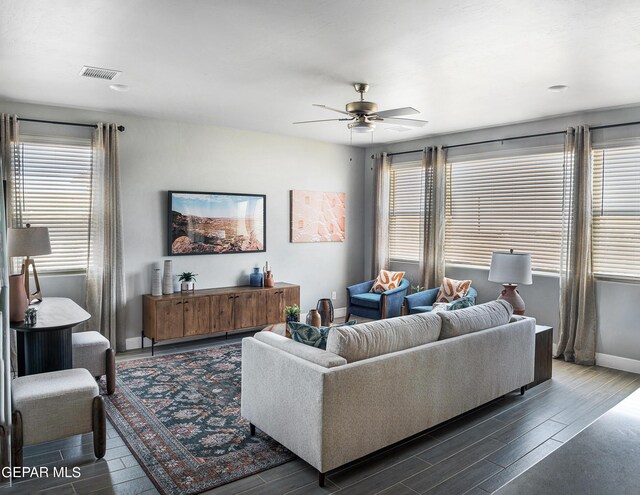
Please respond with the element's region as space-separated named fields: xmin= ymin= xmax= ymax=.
xmin=389 ymin=161 xmax=424 ymax=262
xmin=592 ymin=145 xmax=640 ymax=279
xmin=13 ymin=135 xmax=93 ymax=273
xmin=445 ymin=150 xmax=565 ymax=272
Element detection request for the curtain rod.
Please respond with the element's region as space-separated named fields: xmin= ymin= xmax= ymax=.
xmin=374 ymin=119 xmax=640 ymax=159
xmin=18 ymin=117 xmax=125 ymax=133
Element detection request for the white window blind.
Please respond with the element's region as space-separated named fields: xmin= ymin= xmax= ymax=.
xmin=445 ymin=150 xmax=565 ymax=272
xmin=389 ymin=162 xmax=424 ymax=262
xmin=13 ymin=135 xmax=93 ymax=273
xmin=592 ymin=144 xmax=640 ymax=279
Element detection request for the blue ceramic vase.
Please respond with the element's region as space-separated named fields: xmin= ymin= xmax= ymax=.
xmin=249 ymin=267 xmax=263 ymax=287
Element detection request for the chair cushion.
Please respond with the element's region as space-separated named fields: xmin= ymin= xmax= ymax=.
xmin=12 ymin=368 xmax=98 ymax=445
xmin=370 ymin=270 xmax=405 ymax=293
xmin=410 ymin=305 xmax=433 ymax=314
xmin=73 ymin=331 xmax=110 ymax=377
xmin=351 ymin=293 xmax=381 ymax=309
xmin=438 ymin=299 xmax=513 ymax=340
xmin=435 ymin=277 xmax=472 ymax=303
xmin=326 ymin=312 xmax=442 ymax=363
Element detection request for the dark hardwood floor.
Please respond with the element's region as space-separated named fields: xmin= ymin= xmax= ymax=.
xmin=1 ymin=332 xmax=638 ymax=495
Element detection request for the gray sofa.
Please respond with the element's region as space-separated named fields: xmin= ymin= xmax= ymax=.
xmin=241 ymin=300 xmax=535 ymax=486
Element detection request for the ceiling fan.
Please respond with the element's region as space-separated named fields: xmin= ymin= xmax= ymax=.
xmin=293 ymin=83 xmax=428 ymax=133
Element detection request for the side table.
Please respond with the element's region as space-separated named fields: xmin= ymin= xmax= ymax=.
xmin=529 ymin=325 xmax=553 ymax=388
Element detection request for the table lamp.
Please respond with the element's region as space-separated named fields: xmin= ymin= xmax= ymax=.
xmin=488 ymin=249 xmax=532 ymax=315
xmin=8 ymin=224 xmax=52 ymax=303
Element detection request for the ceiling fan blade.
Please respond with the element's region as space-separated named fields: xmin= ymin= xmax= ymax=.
xmin=293 ymin=118 xmax=351 ymax=124
xmin=378 ymin=117 xmax=428 ymax=127
xmin=312 ymin=104 xmax=350 ymax=115
xmin=375 ymin=107 xmax=420 ymax=118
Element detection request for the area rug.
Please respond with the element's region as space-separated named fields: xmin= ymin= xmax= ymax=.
xmin=103 ymin=343 xmax=295 ymax=495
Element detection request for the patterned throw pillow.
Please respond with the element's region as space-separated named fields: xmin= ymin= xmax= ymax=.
xmin=435 ymin=277 xmax=472 ymax=303
xmin=448 ymin=296 xmax=475 ymax=311
xmin=370 ymin=270 xmax=405 ymax=294
xmin=288 ymin=320 xmax=357 ymax=349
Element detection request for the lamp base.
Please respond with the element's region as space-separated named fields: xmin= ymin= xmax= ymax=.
xmin=22 ymin=257 xmax=43 ymax=304
xmin=498 ymin=284 xmax=525 ymax=315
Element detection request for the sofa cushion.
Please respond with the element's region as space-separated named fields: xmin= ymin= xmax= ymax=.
xmin=326 ymin=312 xmax=442 ymax=363
xmin=253 ymin=331 xmax=347 ymax=368
xmin=288 ymin=320 xmax=357 ymax=349
xmin=438 ymin=299 xmax=513 ymax=340
xmin=435 ymin=277 xmax=472 ymax=303
xmin=351 ymin=293 xmax=381 ymax=309
xmin=370 ymin=270 xmax=405 ymax=293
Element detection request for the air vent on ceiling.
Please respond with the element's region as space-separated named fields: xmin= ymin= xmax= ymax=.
xmin=79 ymin=66 xmax=121 ymax=80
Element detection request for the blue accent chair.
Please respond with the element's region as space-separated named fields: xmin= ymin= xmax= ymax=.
xmin=404 ymin=286 xmax=478 ymax=314
xmin=346 ymin=278 xmax=410 ymax=321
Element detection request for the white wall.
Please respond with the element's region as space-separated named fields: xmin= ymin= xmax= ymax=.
xmin=366 ymin=105 xmax=640 ymax=365
xmin=1 ymin=100 xmax=366 ymax=347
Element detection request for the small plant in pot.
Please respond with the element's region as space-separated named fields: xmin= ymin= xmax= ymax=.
xmin=179 ymin=272 xmax=197 ymax=292
xmin=285 ymin=304 xmax=300 ymax=323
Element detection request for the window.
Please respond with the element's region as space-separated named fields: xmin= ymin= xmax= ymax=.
xmin=389 ymin=161 xmax=424 ymax=262
xmin=445 ymin=149 xmax=565 ymax=272
xmin=13 ymin=135 xmax=93 ymax=273
xmin=592 ymin=144 xmax=640 ymax=279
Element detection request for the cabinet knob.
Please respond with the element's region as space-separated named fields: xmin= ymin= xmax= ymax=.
xmin=184 ymin=300 xmax=190 ymax=304
xmin=176 ymin=301 xmax=182 ymax=305
xmin=228 ymin=296 xmax=234 ymax=300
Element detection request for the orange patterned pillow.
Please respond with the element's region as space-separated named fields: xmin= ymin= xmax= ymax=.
xmin=435 ymin=277 xmax=472 ymax=303
xmin=370 ymin=270 xmax=405 ymax=294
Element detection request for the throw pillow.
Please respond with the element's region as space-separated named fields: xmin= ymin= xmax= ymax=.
xmin=448 ymin=296 xmax=475 ymax=311
xmin=370 ymin=270 xmax=405 ymax=294
xmin=288 ymin=320 xmax=357 ymax=349
xmin=435 ymin=277 xmax=472 ymax=303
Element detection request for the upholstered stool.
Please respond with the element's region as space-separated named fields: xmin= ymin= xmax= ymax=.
xmin=11 ymin=368 xmax=106 ymax=467
xmin=72 ymin=331 xmax=116 ymax=395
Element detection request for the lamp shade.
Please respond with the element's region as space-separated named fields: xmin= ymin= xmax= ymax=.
xmin=488 ymin=251 xmax=532 ymax=285
xmin=8 ymin=226 xmax=52 ymax=257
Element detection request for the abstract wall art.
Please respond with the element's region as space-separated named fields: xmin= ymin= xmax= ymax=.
xmin=290 ymin=190 xmax=346 ymax=243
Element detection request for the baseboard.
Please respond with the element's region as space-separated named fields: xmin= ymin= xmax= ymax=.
xmin=553 ymin=343 xmax=640 ymax=374
xmin=126 ymin=306 xmax=347 ymax=351
xmin=595 ymin=353 xmax=640 ymax=374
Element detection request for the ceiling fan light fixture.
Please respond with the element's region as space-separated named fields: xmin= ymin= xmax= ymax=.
xmin=348 ymin=121 xmax=375 ymax=133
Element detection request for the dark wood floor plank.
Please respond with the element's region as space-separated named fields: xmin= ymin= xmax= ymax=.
xmin=486 ymin=420 xmax=565 ymax=468
xmin=423 ymin=460 xmax=502 ymax=495
xmin=203 ymin=473 xmax=265 ymax=495
xmin=72 ymin=465 xmax=147 ymax=494
xmin=378 ymin=483 xmax=421 ymax=495
xmin=257 ymin=458 xmax=307 ymax=482
xmin=479 ymin=439 xmax=563 ymax=493
xmin=38 ymin=484 xmax=76 ymax=495
xmin=404 ymin=438 xmax=504 ymax=494
xmin=284 ymin=477 xmax=340 ymax=495
xmin=236 ymin=466 xmax=317 ymax=495
xmin=337 ymin=457 xmax=430 ymax=495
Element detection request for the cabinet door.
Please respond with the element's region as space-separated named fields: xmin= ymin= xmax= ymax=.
xmin=183 ymin=296 xmax=211 ymax=337
xmin=156 ymin=299 xmax=184 ymax=341
xmin=234 ymin=292 xmax=266 ymax=328
xmin=265 ymin=289 xmax=285 ymax=324
xmin=283 ymin=286 xmax=300 ymax=310
xmin=211 ymin=294 xmax=235 ymax=333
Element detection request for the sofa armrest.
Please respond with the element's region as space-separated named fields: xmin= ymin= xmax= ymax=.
xmin=404 ymin=287 xmax=440 ymax=311
xmin=347 ymin=280 xmax=375 ymax=297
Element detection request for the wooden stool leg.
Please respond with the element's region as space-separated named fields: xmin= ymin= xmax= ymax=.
xmin=106 ymin=348 xmax=116 ymax=395
xmin=92 ymin=397 xmax=106 ymax=459
xmin=12 ymin=411 xmax=23 ymax=469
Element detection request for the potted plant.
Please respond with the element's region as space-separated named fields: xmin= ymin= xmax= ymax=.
xmin=285 ymin=304 xmax=300 ymax=323
xmin=178 ymin=272 xmax=197 ymax=292
xmin=411 ymin=284 xmax=425 ymax=294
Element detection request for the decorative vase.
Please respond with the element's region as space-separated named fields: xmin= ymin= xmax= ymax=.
xmin=162 ymin=260 xmax=174 ymax=294
xmin=306 ymin=309 xmax=322 ymax=328
xmin=151 ymin=267 xmax=162 ymax=296
xmin=250 ymin=267 xmax=263 ymax=287
xmin=9 ymin=274 xmax=29 ymax=322
xmin=264 ymin=270 xmax=274 ymax=288
xmin=316 ymin=298 xmax=334 ymax=326
xmin=181 ymin=280 xmax=195 ymax=292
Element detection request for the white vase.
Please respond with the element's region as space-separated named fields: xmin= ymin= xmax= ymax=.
xmin=162 ymin=260 xmax=174 ymax=294
xmin=181 ymin=281 xmax=194 ymax=292
xmin=151 ymin=267 xmax=162 ymax=296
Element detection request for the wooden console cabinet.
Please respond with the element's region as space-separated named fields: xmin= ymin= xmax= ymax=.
xmin=143 ymin=283 xmax=299 ymax=354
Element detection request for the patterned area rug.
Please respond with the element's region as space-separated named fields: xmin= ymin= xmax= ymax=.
xmin=103 ymin=343 xmax=295 ymax=495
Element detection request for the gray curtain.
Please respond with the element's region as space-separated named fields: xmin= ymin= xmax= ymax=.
xmin=0 ymin=114 xmax=17 ymax=470
xmin=371 ymin=152 xmax=390 ymax=278
xmin=555 ymin=126 xmax=597 ymax=365
xmin=84 ymin=123 xmax=126 ymax=351
xmin=420 ymin=146 xmax=446 ymax=289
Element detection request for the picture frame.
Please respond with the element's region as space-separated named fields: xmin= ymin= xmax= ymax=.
xmin=168 ymin=190 xmax=266 ymax=256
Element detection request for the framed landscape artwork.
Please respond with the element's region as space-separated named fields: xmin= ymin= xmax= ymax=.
xmin=290 ymin=190 xmax=346 ymax=243
xmin=168 ymin=191 xmax=266 ymax=255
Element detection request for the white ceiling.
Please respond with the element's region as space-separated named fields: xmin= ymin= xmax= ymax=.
xmin=2 ymin=0 xmax=640 ymax=147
